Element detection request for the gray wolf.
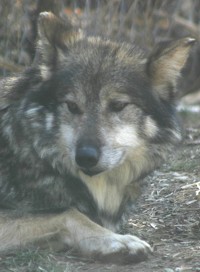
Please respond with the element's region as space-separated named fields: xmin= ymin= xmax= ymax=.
xmin=0 ymin=12 xmax=194 ymax=263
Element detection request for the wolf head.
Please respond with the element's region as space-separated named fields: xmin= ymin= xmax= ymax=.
xmin=8 ymin=12 xmax=194 ymax=180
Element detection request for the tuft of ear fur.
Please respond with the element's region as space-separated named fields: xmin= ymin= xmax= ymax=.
xmin=36 ymin=12 xmax=82 ymax=79
xmin=146 ymin=37 xmax=195 ymax=100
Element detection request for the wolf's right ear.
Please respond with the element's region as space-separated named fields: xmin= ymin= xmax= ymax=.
xmin=146 ymin=38 xmax=195 ymax=101
xmin=36 ymin=12 xmax=82 ymax=79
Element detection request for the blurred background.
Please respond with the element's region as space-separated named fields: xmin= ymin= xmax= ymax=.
xmin=0 ymin=0 xmax=200 ymax=103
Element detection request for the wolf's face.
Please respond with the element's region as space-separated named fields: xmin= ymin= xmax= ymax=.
xmin=55 ymin=41 xmax=153 ymax=177
xmin=9 ymin=13 xmax=193 ymax=180
xmin=58 ymin=56 xmax=147 ymax=177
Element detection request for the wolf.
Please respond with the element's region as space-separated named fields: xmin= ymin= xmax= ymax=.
xmin=0 ymin=12 xmax=194 ymax=263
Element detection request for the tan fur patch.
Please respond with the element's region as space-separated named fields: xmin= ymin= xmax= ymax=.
xmin=145 ymin=116 xmax=158 ymax=138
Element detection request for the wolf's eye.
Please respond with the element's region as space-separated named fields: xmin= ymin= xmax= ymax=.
xmin=109 ymin=101 xmax=129 ymax=112
xmin=66 ymin=101 xmax=82 ymax=114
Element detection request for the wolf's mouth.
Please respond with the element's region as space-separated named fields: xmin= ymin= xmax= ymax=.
xmin=81 ymin=168 xmax=104 ymax=177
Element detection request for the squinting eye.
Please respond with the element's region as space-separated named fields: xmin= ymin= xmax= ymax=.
xmin=66 ymin=101 xmax=82 ymax=115
xmin=109 ymin=101 xmax=129 ymax=112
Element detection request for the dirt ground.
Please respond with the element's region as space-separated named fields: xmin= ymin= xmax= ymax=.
xmin=0 ymin=105 xmax=199 ymax=272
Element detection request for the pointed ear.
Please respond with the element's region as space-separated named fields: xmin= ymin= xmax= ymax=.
xmin=36 ymin=12 xmax=82 ymax=79
xmin=146 ymin=38 xmax=195 ymax=100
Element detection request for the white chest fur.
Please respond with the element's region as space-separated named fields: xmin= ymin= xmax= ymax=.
xmin=79 ymin=160 xmax=137 ymax=216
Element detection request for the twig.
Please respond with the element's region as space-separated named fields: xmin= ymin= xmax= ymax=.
xmin=181 ymin=182 xmax=200 ymax=189
xmin=186 ymin=141 xmax=200 ymax=146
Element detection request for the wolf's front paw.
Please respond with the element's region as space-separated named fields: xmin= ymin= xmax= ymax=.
xmin=77 ymin=233 xmax=152 ymax=263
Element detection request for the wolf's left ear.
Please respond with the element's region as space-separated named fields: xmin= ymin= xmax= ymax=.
xmin=36 ymin=12 xmax=82 ymax=79
xmin=146 ymin=38 xmax=195 ymax=100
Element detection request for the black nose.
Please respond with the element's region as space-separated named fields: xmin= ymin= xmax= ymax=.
xmin=75 ymin=145 xmax=100 ymax=169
